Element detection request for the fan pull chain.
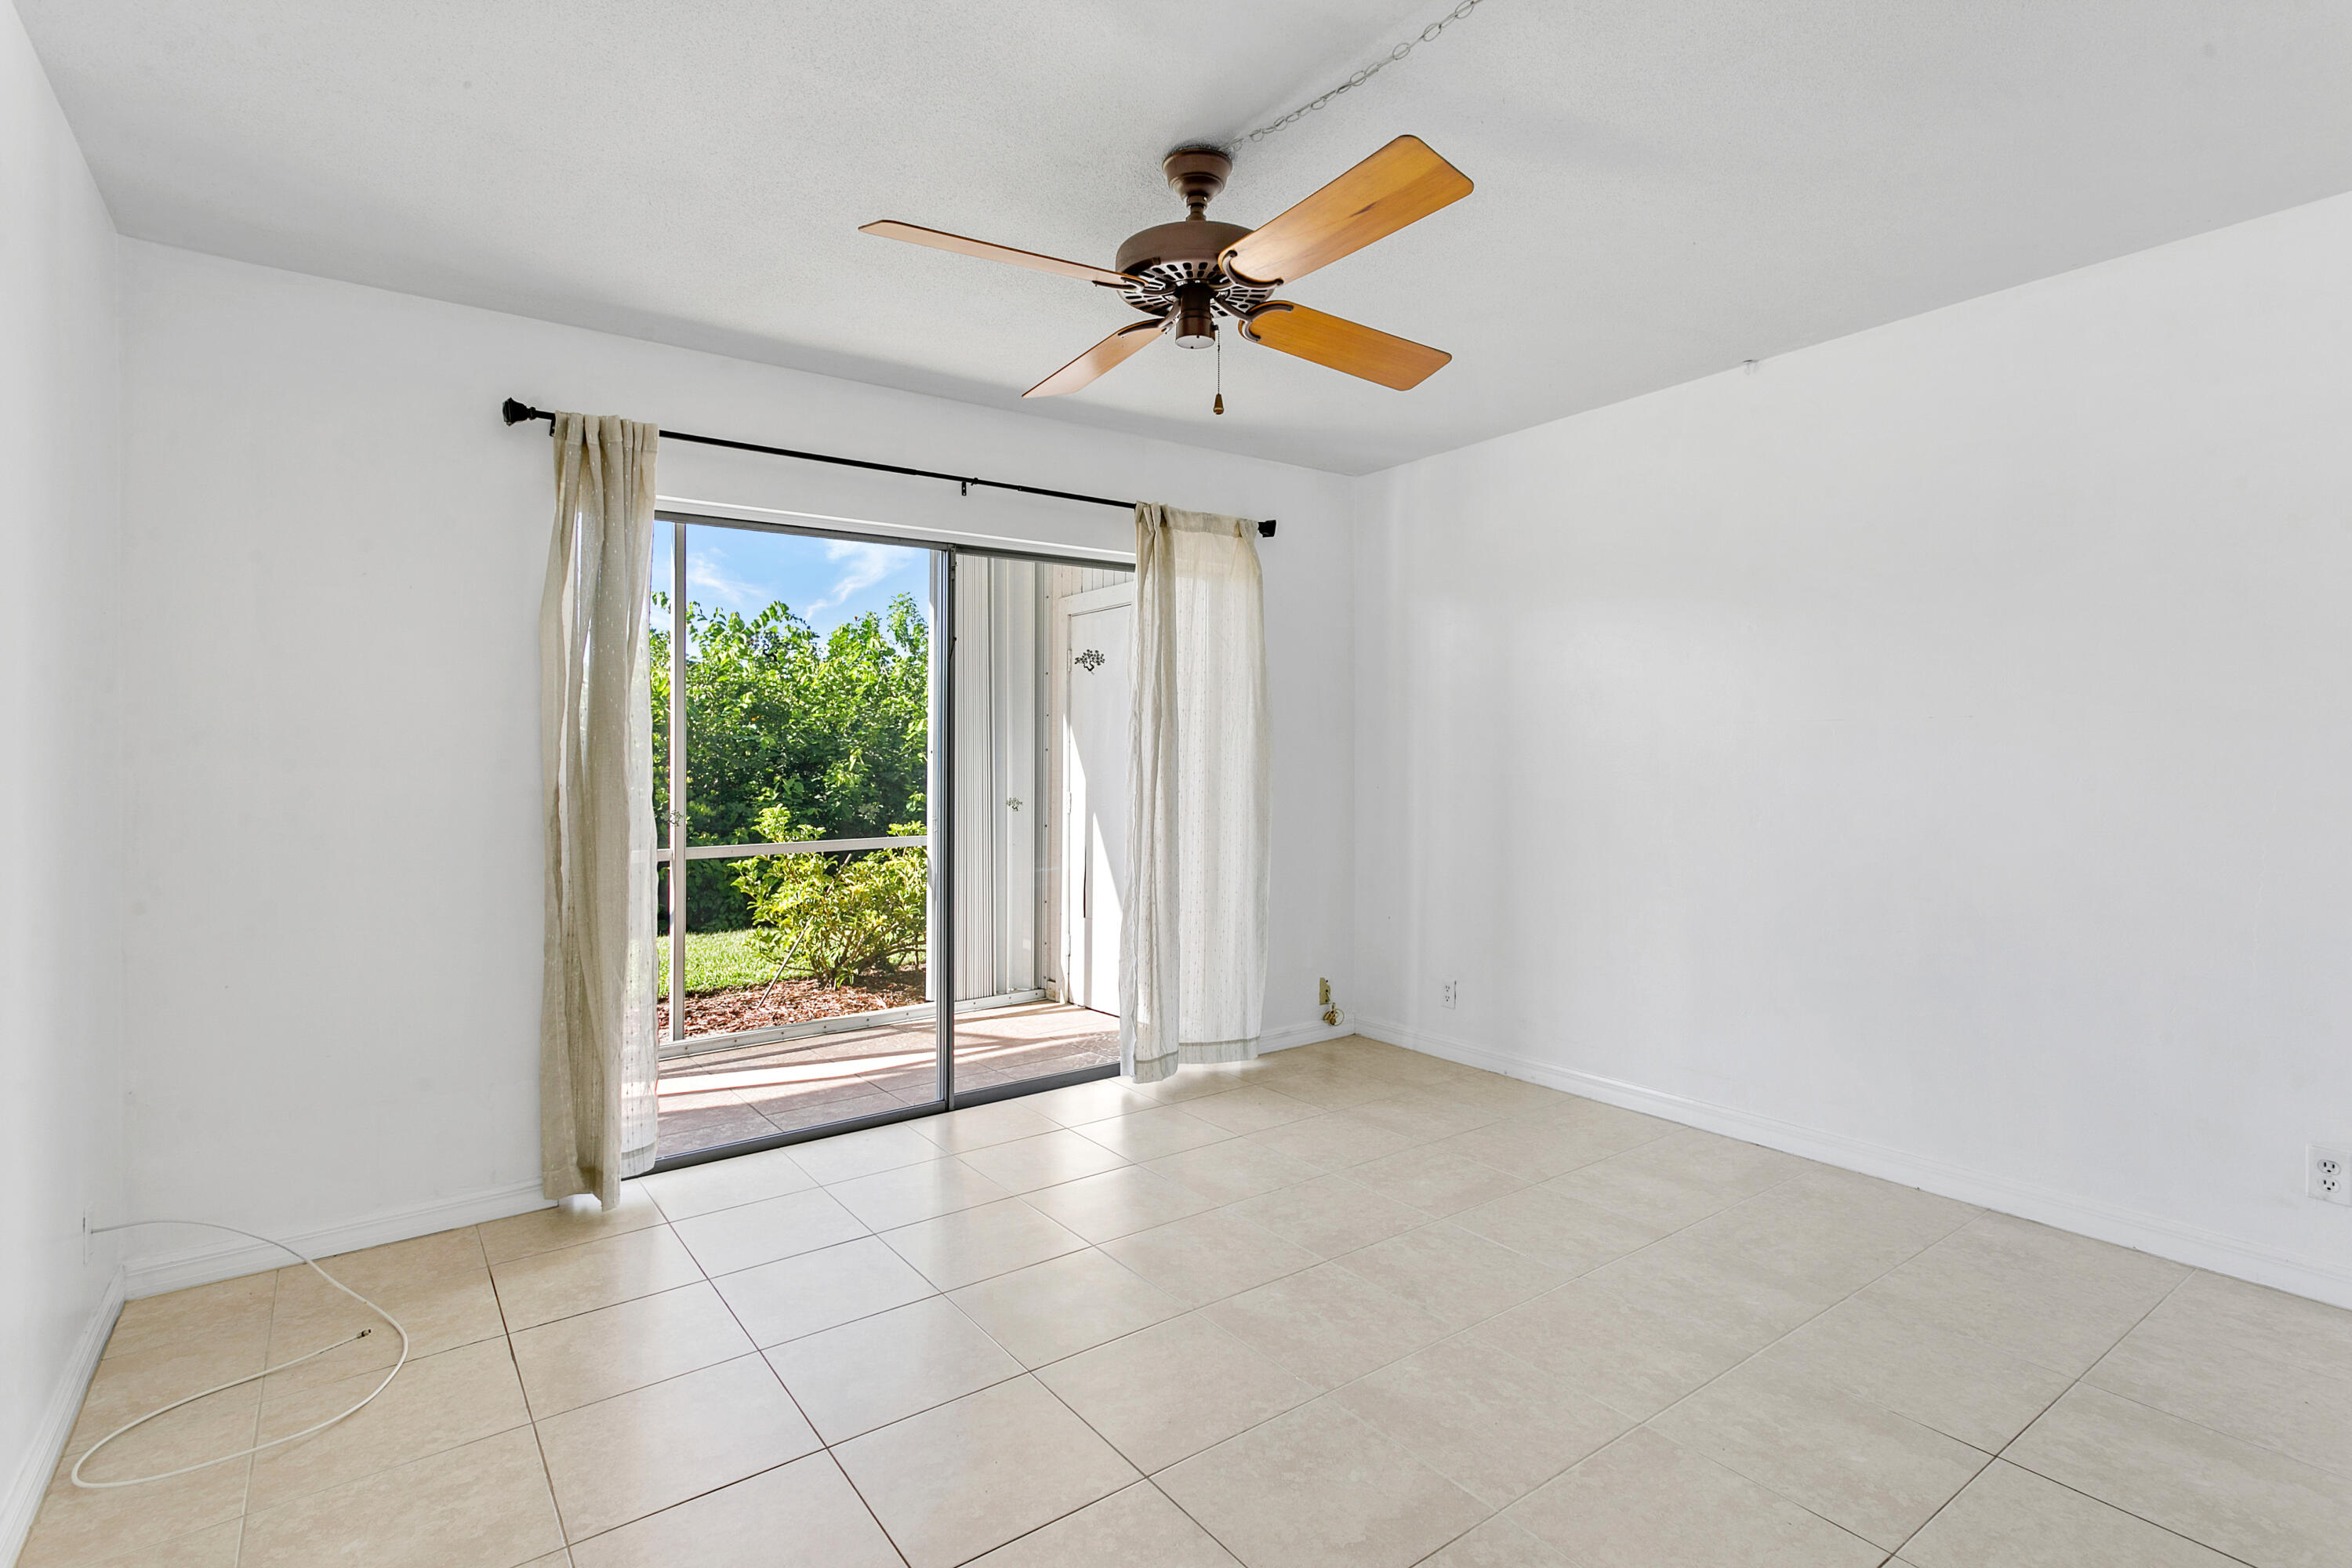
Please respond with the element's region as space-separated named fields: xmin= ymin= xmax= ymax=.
xmin=1214 ymin=332 xmax=1225 ymax=416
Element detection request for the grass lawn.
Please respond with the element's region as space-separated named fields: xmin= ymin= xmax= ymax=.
xmin=656 ymin=927 xmax=778 ymax=996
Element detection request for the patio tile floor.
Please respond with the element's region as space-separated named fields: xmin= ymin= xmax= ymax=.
xmin=657 ymin=1003 xmax=1120 ymax=1160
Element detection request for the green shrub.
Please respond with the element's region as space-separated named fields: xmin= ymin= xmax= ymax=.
xmin=731 ymin=806 xmax=927 ymax=988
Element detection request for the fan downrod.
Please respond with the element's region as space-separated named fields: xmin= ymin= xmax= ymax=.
xmin=1162 ymin=147 xmax=1230 ymax=216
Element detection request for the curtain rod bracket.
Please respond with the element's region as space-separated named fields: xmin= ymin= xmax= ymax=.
xmin=498 ymin=397 xmax=1274 ymax=538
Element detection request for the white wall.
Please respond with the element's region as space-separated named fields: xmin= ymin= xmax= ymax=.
xmin=0 ymin=2 xmax=125 ymax=1554
xmin=1355 ymin=191 xmax=2352 ymax=1307
xmin=117 ymin=241 xmax=1357 ymax=1290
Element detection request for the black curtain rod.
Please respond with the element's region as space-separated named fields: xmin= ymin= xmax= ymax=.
xmin=501 ymin=399 xmax=1274 ymax=538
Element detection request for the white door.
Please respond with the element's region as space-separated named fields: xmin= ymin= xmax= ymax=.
xmin=1062 ymin=592 xmax=1131 ymax=1013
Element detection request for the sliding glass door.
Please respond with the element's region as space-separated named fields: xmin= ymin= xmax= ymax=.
xmin=651 ymin=517 xmax=942 ymax=1156
xmin=648 ymin=514 xmax=1129 ymax=1167
xmin=943 ymin=556 xmax=1127 ymax=1101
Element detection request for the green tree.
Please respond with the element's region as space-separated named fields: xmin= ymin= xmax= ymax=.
xmin=652 ymin=592 xmax=929 ymax=930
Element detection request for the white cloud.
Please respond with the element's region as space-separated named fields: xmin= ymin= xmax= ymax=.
xmin=684 ymin=557 xmax=759 ymax=607
xmin=808 ymin=539 xmax=902 ymax=612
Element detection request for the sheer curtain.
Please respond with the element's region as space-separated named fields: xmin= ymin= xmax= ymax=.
xmin=1122 ymin=503 xmax=1271 ymax=1083
xmin=539 ymin=412 xmax=660 ymax=1205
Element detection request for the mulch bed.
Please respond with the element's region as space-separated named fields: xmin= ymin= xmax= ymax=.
xmin=658 ymin=969 xmax=928 ymax=1037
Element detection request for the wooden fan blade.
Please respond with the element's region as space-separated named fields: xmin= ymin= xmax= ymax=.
xmin=861 ymin=220 xmax=1131 ymax=287
xmin=1240 ymin=303 xmax=1450 ymax=390
xmin=1023 ymin=318 xmax=1167 ymax=397
xmin=1219 ymin=136 xmax=1472 ymax=287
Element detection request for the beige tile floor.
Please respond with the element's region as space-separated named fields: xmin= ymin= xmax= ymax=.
xmin=27 ymin=1037 xmax=2352 ymax=1568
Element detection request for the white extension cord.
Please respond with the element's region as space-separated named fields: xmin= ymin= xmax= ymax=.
xmin=70 ymin=1220 xmax=411 ymax=1490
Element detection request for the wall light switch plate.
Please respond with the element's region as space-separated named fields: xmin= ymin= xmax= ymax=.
xmin=2310 ymin=1145 xmax=2352 ymax=1205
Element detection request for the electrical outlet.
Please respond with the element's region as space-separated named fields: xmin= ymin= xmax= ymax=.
xmin=1440 ymin=980 xmax=1457 ymax=1010
xmin=1318 ymin=978 xmax=1331 ymax=1007
xmin=2311 ymin=1145 xmax=2352 ymax=1205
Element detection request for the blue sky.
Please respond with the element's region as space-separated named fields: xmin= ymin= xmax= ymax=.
xmin=649 ymin=523 xmax=931 ymax=637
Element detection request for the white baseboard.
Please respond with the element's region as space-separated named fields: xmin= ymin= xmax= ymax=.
xmin=122 ymin=1179 xmax=552 ymax=1299
xmin=1257 ymin=1018 xmax=1355 ymax=1054
xmin=1357 ymin=1015 xmax=2352 ymax=1312
xmin=2 ymin=1267 xmax=124 ymax=1567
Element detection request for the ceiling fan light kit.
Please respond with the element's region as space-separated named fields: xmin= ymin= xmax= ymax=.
xmin=860 ymin=135 xmax=1472 ymax=406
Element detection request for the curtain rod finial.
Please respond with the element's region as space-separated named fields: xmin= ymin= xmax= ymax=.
xmin=502 ymin=397 xmax=544 ymax=426
xmin=1258 ymin=518 xmax=1276 ymax=538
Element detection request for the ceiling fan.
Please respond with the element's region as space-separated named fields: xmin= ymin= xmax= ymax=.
xmin=861 ymin=136 xmax=1472 ymax=401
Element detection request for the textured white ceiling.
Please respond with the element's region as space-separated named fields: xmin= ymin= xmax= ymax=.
xmin=22 ymin=1 xmax=2352 ymax=473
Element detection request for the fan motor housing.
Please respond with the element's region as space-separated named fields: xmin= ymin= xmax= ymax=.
xmin=1113 ymin=220 xmax=1273 ymax=322
xmin=1112 ymin=219 xmax=1248 ymax=278
xmin=1112 ymin=146 xmax=1277 ymax=325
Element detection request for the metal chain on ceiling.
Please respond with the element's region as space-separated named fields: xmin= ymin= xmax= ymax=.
xmin=1223 ymin=0 xmax=1490 ymax=151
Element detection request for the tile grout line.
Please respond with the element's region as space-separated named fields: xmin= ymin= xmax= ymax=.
xmin=680 ymin=1181 xmax=916 ymax=1568
xmin=220 ymin=1242 xmax=292 ymax=1562
xmin=2013 ymin=1296 xmax=2352 ymax=1484
xmin=1631 ymin=1194 xmax=1987 ymax=1432
xmin=1893 ymin=1265 xmax=2267 ymax=1568
xmin=223 ymin=1262 xmax=289 ymax=1568
xmin=488 ymin=1212 xmax=588 ymax=1560
xmin=1602 ymin=1199 xmax=1995 ymax=1560
xmin=1357 ymin=1156 xmax=1879 ymax=1551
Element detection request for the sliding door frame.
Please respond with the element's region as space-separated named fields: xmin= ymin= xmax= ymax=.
xmin=935 ymin=545 xmax=956 ymax=1110
xmin=648 ymin=508 xmax=1127 ymax=1173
